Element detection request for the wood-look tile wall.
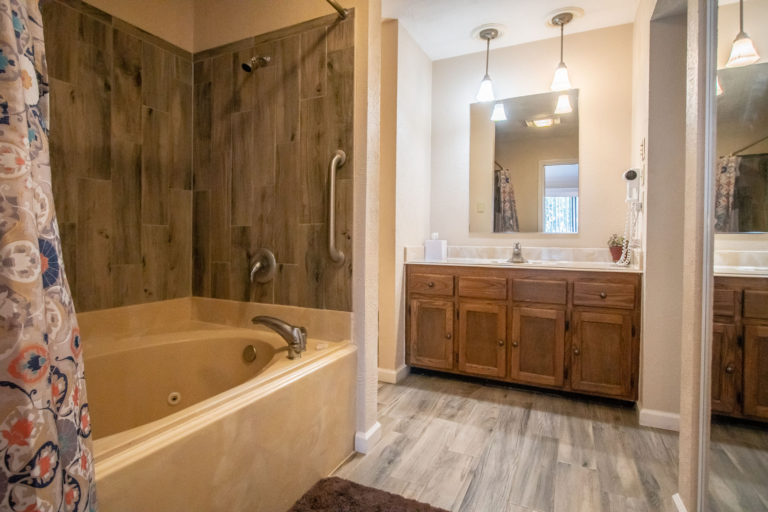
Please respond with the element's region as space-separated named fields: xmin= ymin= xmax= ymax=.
xmin=192 ymin=13 xmax=355 ymax=311
xmin=41 ymin=0 xmax=193 ymax=312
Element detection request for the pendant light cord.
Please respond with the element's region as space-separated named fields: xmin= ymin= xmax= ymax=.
xmin=739 ymin=0 xmax=744 ymax=34
xmin=560 ymin=23 xmax=564 ymax=64
xmin=485 ymin=37 xmax=490 ymax=75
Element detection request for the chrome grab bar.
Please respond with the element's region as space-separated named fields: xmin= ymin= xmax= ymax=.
xmin=328 ymin=149 xmax=346 ymax=265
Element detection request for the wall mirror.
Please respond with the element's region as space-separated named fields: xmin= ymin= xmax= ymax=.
xmin=468 ymin=90 xmax=579 ymax=234
xmin=714 ymin=61 xmax=768 ymax=233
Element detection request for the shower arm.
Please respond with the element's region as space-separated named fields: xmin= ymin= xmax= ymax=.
xmin=325 ymin=0 xmax=349 ymax=19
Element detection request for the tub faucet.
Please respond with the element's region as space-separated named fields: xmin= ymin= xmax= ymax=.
xmin=251 ymin=316 xmax=307 ymax=359
xmin=508 ymin=242 xmax=527 ymax=264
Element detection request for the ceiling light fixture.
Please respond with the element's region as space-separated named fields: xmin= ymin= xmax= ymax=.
xmin=725 ymin=0 xmax=760 ymax=68
xmin=491 ymin=103 xmax=507 ymax=121
xmin=476 ymin=28 xmax=500 ymax=102
xmin=525 ymin=118 xmax=560 ymax=128
xmin=550 ymin=12 xmax=574 ymax=91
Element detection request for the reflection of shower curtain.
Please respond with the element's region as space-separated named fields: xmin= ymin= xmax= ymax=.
xmin=715 ymin=155 xmax=741 ymax=232
xmin=494 ymin=169 xmax=519 ymax=232
xmin=0 ymin=2 xmax=96 ymax=510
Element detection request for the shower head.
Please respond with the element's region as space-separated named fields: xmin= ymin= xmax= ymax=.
xmin=242 ymin=56 xmax=271 ymax=73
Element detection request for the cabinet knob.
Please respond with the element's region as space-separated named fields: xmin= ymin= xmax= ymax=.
xmin=512 ymin=341 xmax=519 ymax=348
xmin=573 ymin=347 xmax=581 ymax=355
xmin=445 ymin=333 xmax=452 ymax=339
xmin=725 ymin=364 xmax=735 ymax=374
xmin=427 ymin=281 xmax=435 ymax=288
xmin=497 ymin=339 xmax=504 ymax=347
xmin=599 ymin=292 xmax=607 ymax=299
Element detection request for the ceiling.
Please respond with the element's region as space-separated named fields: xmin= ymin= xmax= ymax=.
xmin=494 ymin=90 xmax=579 ymax=141
xmin=382 ymin=0 xmax=641 ymax=61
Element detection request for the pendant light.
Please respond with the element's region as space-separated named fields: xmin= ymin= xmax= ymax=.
xmin=476 ymin=28 xmax=499 ymax=102
xmin=550 ymin=12 xmax=574 ymax=91
xmin=726 ymin=0 xmax=760 ymax=68
xmin=716 ymin=75 xmax=724 ymax=96
xmin=491 ymin=102 xmax=507 ymax=121
xmin=555 ymin=94 xmax=573 ymax=114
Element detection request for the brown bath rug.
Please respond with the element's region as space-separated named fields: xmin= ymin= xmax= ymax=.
xmin=287 ymin=477 xmax=449 ymax=512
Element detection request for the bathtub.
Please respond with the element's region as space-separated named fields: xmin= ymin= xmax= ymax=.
xmin=78 ymin=298 xmax=357 ymax=512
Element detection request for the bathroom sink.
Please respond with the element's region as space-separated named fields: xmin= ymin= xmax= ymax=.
xmin=714 ymin=265 xmax=768 ymax=276
xmin=440 ymin=257 xmax=624 ymax=270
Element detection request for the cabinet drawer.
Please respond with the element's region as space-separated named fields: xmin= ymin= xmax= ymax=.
xmin=511 ymin=279 xmax=567 ymax=305
xmin=458 ymin=276 xmax=507 ymax=300
xmin=409 ymin=273 xmax=454 ymax=296
xmin=573 ymin=281 xmax=635 ymax=309
xmin=744 ymin=290 xmax=768 ymax=320
xmin=713 ymin=289 xmax=738 ymax=318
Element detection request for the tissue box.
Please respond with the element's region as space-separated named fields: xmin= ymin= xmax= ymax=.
xmin=424 ymin=240 xmax=447 ymax=262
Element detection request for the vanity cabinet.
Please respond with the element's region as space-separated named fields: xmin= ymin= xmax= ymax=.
xmin=711 ymin=277 xmax=768 ymax=422
xmin=406 ymin=265 xmax=641 ymax=402
xmin=408 ymin=298 xmax=454 ymax=370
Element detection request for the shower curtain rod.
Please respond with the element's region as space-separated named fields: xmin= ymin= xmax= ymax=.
xmin=325 ymin=0 xmax=349 ymax=19
xmin=733 ymin=134 xmax=768 ymax=156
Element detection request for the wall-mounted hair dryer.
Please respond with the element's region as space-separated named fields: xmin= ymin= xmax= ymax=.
xmin=617 ymin=168 xmax=643 ymax=267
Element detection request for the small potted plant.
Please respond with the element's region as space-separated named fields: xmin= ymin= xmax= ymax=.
xmin=607 ymin=233 xmax=625 ymax=262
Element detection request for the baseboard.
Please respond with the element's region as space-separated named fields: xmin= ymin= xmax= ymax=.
xmin=639 ymin=408 xmax=680 ymax=431
xmin=672 ymin=493 xmax=688 ymax=512
xmin=354 ymin=422 xmax=382 ymax=454
xmin=377 ymin=365 xmax=410 ymax=384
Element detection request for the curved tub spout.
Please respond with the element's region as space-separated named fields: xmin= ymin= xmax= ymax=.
xmin=251 ymin=316 xmax=307 ymax=359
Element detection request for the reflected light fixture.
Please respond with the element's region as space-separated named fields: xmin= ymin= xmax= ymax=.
xmin=555 ymin=93 xmax=573 ymax=115
xmin=476 ymin=28 xmax=500 ymax=102
xmin=550 ymin=12 xmax=574 ymax=91
xmin=491 ymin=102 xmax=507 ymax=121
xmin=726 ymin=0 xmax=760 ymax=68
xmin=716 ymin=75 xmax=724 ymax=96
xmin=525 ymin=118 xmax=560 ymax=128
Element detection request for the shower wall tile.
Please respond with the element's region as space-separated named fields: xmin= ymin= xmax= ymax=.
xmin=192 ymin=12 xmax=354 ymax=312
xmin=42 ymin=0 xmax=193 ymax=312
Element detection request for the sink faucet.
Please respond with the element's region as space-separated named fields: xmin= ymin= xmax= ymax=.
xmin=251 ymin=316 xmax=307 ymax=359
xmin=508 ymin=242 xmax=527 ymax=264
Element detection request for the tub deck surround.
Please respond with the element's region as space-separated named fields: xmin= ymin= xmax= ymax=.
xmin=77 ymin=298 xmax=356 ymax=512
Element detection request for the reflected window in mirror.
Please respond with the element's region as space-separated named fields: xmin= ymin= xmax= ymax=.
xmin=541 ymin=162 xmax=579 ymax=233
xmin=470 ymin=90 xmax=579 ymax=234
xmin=715 ymin=61 xmax=768 ymax=233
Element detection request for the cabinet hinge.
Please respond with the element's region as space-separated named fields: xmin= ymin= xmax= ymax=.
xmin=564 ymin=367 xmax=569 ymax=380
xmin=737 ymin=335 xmax=744 ymax=347
xmin=455 ymin=353 xmax=459 ymax=364
xmin=457 ymin=309 xmax=460 ymax=319
xmin=408 ymin=304 xmax=411 ymax=315
xmin=630 ymin=375 xmax=635 ymax=389
xmin=737 ymin=392 xmax=743 ymax=405
xmin=565 ymin=320 xmax=570 ymax=331
xmin=632 ymin=325 xmax=636 ymax=337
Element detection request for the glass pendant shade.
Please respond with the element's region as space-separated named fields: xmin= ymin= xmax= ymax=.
xmin=476 ymin=74 xmax=495 ymax=102
xmin=716 ymin=75 xmax=723 ymax=96
xmin=491 ymin=102 xmax=507 ymax=121
xmin=554 ymin=94 xmax=572 ymax=115
xmin=726 ymin=33 xmax=760 ymax=67
xmin=551 ymin=62 xmax=572 ymax=91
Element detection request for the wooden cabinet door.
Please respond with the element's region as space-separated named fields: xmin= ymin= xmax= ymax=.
xmin=571 ymin=310 xmax=633 ymax=398
xmin=458 ymin=301 xmax=506 ymax=378
xmin=409 ymin=299 xmax=454 ymax=370
xmin=510 ymin=307 xmax=565 ymax=387
xmin=711 ymin=322 xmax=738 ymax=415
xmin=744 ymin=324 xmax=768 ymax=419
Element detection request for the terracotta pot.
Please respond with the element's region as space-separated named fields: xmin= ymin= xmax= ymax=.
xmin=609 ymin=245 xmax=623 ymax=262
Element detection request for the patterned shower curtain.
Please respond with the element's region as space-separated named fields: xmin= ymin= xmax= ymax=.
xmin=715 ymin=155 xmax=741 ymax=232
xmin=494 ymin=168 xmax=519 ymax=232
xmin=0 ymin=1 xmax=96 ymax=511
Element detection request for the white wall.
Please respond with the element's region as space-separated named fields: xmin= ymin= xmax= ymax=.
xmin=378 ymin=22 xmax=433 ymax=379
xmin=641 ymin=11 xmax=687 ymax=427
xmin=430 ymin=24 xmax=634 ymax=247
